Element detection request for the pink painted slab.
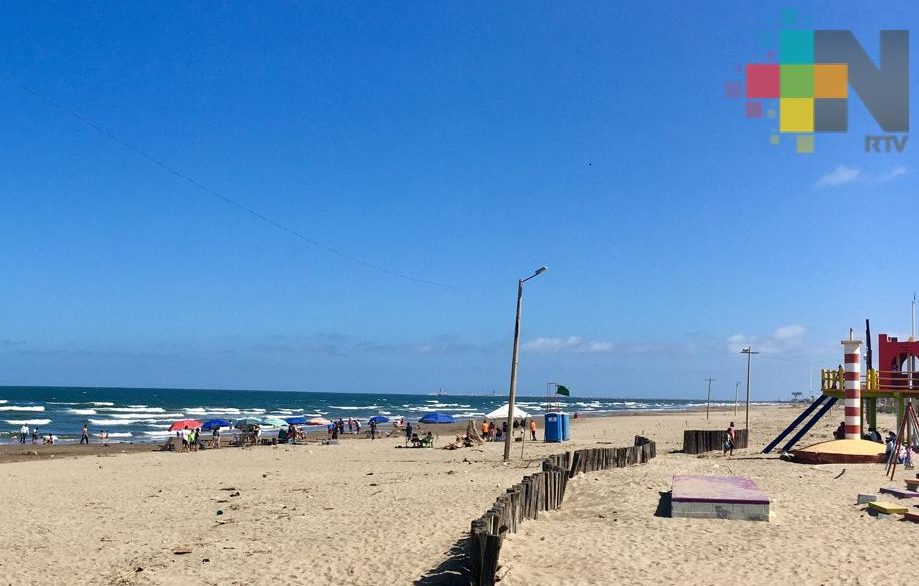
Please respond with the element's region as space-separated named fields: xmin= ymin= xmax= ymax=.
xmin=672 ymin=475 xmax=770 ymax=505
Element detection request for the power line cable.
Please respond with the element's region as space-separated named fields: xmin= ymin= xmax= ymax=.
xmin=0 ymin=72 xmax=459 ymax=289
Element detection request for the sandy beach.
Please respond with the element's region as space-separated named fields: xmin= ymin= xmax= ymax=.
xmin=0 ymin=404 xmax=910 ymax=585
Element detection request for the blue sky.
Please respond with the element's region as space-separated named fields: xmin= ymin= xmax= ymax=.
xmin=1 ymin=2 xmax=917 ymax=399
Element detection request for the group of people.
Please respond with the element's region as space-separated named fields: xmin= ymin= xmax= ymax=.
xmin=176 ymin=425 xmax=206 ymax=451
xmin=830 ymin=421 xmax=914 ymax=464
xmin=479 ymin=418 xmax=539 ymax=442
xmin=327 ymin=418 xmax=364 ymax=440
xmin=17 ymin=424 xmax=72 ymax=446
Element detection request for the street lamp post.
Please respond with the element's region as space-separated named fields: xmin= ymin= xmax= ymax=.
xmin=740 ymin=347 xmax=759 ymax=431
xmin=504 ymin=266 xmax=547 ymax=462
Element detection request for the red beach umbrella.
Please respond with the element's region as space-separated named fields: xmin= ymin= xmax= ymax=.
xmin=169 ymin=419 xmax=203 ymax=431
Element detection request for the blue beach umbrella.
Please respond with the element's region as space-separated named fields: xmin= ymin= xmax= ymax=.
xmin=201 ymin=418 xmax=231 ymax=431
xmin=368 ymin=416 xmax=389 ymax=424
xmin=285 ymin=416 xmax=307 ymax=425
xmin=418 ymin=412 xmax=454 ymax=424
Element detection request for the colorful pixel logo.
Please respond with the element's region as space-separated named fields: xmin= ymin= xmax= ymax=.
xmin=732 ymin=29 xmax=909 ymax=154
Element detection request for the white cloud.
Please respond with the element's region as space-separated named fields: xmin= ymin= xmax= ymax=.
xmin=773 ymin=324 xmax=806 ymax=340
xmin=727 ymin=324 xmax=806 ymax=354
xmin=815 ymin=165 xmax=860 ymax=188
xmin=876 ymin=166 xmax=909 ymax=183
xmin=522 ymin=336 xmax=614 ymax=354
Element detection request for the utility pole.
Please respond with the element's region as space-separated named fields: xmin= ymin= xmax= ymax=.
xmin=911 ymin=294 xmax=916 ymax=390
xmin=734 ymin=381 xmax=741 ymax=416
xmin=740 ymin=347 xmax=759 ymax=431
xmin=705 ymin=378 xmax=716 ymax=419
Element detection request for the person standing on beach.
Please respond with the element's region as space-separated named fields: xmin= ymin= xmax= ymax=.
xmin=405 ymin=421 xmax=413 ymax=446
xmin=369 ymin=419 xmax=377 ymax=440
xmin=724 ymin=422 xmax=736 ymax=456
xmin=481 ymin=419 xmax=490 ymax=442
xmin=19 ymin=424 xmax=28 ymax=444
xmin=32 ymin=428 xmax=39 ymax=444
xmin=529 ymin=418 xmax=537 ymax=441
xmin=347 ymin=418 xmax=353 ymax=434
xmin=355 ymin=419 xmax=361 ymax=435
xmin=80 ymin=424 xmax=90 ymax=445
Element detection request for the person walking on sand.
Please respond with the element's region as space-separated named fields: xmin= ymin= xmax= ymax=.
xmin=80 ymin=424 xmax=90 ymax=445
xmin=724 ymin=422 xmax=736 ymax=456
xmin=529 ymin=418 xmax=538 ymax=441
xmin=19 ymin=424 xmax=28 ymax=444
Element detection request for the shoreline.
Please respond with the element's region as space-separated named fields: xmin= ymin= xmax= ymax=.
xmin=0 ymin=403 xmax=786 ymax=465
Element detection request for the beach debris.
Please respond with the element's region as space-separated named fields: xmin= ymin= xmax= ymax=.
xmin=369 ymin=483 xmax=378 ymax=487
xmin=216 ymin=510 xmax=224 ymax=516
xmin=229 ymin=491 xmax=240 ymax=497
xmin=202 ymin=558 xmax=210 ymax=563
xmin=173 ymin=548 xmax=193 ymax=555
xmin=135 ymin=567 xmax=143 ymax=573
xmin=833 ymin=468 xmax=846 ymax=479
xmin=219 ymin=487 xmax=237 ymax=491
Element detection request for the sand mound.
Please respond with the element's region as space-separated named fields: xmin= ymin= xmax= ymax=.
xmin=793 ymin=438 xmax=885 ymax=464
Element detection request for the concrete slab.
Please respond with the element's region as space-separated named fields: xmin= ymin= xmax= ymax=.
xmin=903 ymin=511 xmax=919 ymax=523
xmin=880 ymin=486 xmax=919 ymax=499
xmin=671 ymin=475 xmax=770 ymax=521
xmin=868 ymin=501 xmax=908 ymax=515
xmin=857 ymin=493 xmax=878 ymax=504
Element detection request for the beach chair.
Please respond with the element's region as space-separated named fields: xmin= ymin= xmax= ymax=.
xmin=419 ymin=434 xmax=435 ymax=449
xmin=159 ymin=436 xmax=179 ymax=451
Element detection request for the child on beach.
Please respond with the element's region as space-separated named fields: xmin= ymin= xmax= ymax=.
xmin=80 ymin=424 xmax=90 ymax=445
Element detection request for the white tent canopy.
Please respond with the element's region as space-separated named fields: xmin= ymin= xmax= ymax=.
xmin=485 ymin=404 xmax=530 ymax=419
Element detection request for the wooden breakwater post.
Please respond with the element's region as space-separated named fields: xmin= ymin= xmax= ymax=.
xmin=682 ymin=429 xmax=748 ymax=454
xmin=470 ymin=436 xmax=656 ymax=585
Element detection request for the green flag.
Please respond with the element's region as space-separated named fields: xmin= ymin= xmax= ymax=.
xmin=556 ymin=385 xmax=571 ymax=396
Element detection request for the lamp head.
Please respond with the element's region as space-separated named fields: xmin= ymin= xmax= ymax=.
xmin=534 ymin=266 xmax=547 ymax=276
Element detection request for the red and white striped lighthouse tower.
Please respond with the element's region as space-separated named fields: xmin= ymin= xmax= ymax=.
xmin=842 ymin=331 xmax=863 ymax=440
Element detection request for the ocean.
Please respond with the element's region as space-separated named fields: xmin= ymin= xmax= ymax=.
xmin=0 ymin=386 xmax=744 ymax=444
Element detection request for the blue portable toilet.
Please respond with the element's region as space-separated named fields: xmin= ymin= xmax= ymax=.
xmin=560 ymin=413 xmax=570 ymax=440
xmin=544 ymin=412 xmax=563 ymax=442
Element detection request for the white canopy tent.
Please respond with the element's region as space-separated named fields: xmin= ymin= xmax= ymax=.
xmin=485 ymin=404 xmax=530 ymax=420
